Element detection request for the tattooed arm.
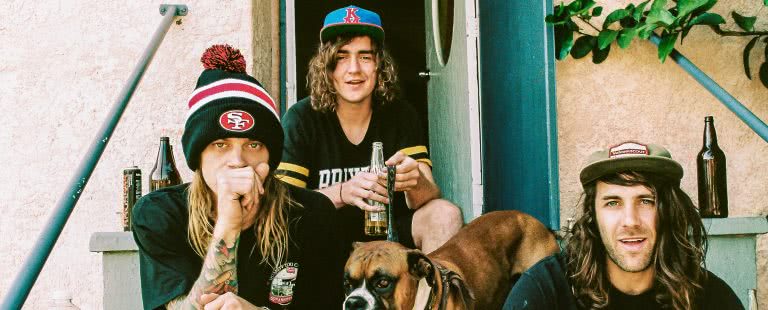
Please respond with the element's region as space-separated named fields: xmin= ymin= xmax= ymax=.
xmin=165 ymin=233 xmax=240 ymax=309
xmin=166 ymin=163 xmax=270 ymax=309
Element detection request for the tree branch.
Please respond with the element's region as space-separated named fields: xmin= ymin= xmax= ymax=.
xmin=709 ymin=25 xmax=768 ymax=36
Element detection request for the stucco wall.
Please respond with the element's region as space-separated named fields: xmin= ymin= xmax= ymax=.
xmin=556 ymin=0 xmax=768 ymax=308
xmin=0 ymin=1 xmax=275 ymax=308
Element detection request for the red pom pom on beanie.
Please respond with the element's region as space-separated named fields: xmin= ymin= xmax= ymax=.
xmin=200 ymin=44 xmax=246 ymax=73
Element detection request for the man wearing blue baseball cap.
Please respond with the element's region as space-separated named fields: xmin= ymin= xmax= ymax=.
xmin=277 ymin=5 xmax=463 ymax=254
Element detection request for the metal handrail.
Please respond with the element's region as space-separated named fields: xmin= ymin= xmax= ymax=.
xmin=0 ymin=4 xmax=187 ymax=308
xmin=649 ymin=33 xmax=768 ymax=143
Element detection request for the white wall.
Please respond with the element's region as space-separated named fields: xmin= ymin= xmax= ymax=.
xmin=0 ymin=1 xmax=272 ymax=308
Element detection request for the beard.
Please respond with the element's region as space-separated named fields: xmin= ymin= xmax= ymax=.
xmin=600 ymin=229 xmax=656 ymax=273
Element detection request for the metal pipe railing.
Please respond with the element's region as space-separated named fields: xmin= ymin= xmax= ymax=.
xmin=0 ymin=4 xmax=187 ymax=308
xmin=649 ymin=33 xmax=768 ymax=143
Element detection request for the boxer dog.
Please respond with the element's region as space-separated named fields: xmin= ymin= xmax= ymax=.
xmin=342 ymin=210 xmax=559 ymax=310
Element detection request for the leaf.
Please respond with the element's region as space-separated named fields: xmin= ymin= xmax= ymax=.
xmin=732 ymin=12 xmax=757 ymax=31
xmin=688 ymin=13 xmax=726 ymax=26
xmin=634 ymin=1 xmax=651 ymax=21
xmin=677 ymin=0 xmax=709 ymax=18
xmin=555 ymin=4 xmax=566 ymax=16
xmin=691 ymin=0 xmax=718 ymax=16
xmin=579 ymin=0 xmax=596 ymax=13
xmin=567 ymin=0 xmax=583 ymax=14
xmin=555 ymin=24 xmax=575 ymax=60
xmin=650 ymin=0 xmax=669 ymax=12
xmin=618 ymin=28 xmax=637 ymax=49
xmin=681 ymin=25 xmax=692 ymax=42
xmin=647 ymin=8 xmax=676 ymax=26
xmin=603 ymin=9 xmax=630 ymax=28
xmin=598 ymin=30 xmax=619 ymax=50
xmin=743 ymin=37 xmax=759 ymax=79
xmin=658 ymin=31 xmax=679 ymax=63
xmin=760 ymin=62 xmax=768 ymax=88
xmin=592 ymin=6 xmax=603 ymax=17
xmin=636 ymin=22 xmax=660 ymax=39
xmin=571 ymin=36 xmax=596 ymax=59
xmin=592 ymin=42 xmax=611 ymax=64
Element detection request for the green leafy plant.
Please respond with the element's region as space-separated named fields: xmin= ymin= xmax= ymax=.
xmin=546 ymin=0 xmax=768 ymax=88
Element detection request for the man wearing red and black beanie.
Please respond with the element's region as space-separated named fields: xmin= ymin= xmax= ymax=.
xmin=132 ymin=44 xmax=345 ymax=309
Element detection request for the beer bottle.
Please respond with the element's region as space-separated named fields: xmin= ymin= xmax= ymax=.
xmin=365 ymin=142 xmax=388 ymax=236
xmin=150 ymin=137 xmax=182 ymax=191
xmin=697 ymin=116 xmax=728 ymax=218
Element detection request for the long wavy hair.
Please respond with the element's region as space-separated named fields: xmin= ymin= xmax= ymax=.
xmin=306 ymin=34 xmax=400 ymax=112
xmin=565 ymin=171 xmax=707 ymax=310
xmin=186 ymin=170 xmax=300 ymax=268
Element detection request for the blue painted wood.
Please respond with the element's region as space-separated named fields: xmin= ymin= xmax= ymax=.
xmin=478 ymin=0 xmax=560 ymax=229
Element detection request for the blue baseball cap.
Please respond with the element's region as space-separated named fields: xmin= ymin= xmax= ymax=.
xmin=320 ymin=5 xmax=385 ymax=44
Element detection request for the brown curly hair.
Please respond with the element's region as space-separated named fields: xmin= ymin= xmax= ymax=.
xmin=306 ymin=34 xmax=400 ymax=112
xmin=565 ymin=171 xmax=707 ymax=310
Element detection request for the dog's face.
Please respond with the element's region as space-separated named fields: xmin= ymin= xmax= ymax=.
xmin=343 ymin=241 xmax=435 ymax=310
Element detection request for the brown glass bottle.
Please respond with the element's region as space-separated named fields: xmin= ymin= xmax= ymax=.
xmin=150 ymin=137 xmax=182 ymax=191
xmin=697 ymin=116 xmax=728 ymax=218
xmin=365 ymin=142 xmax=388 ymax=236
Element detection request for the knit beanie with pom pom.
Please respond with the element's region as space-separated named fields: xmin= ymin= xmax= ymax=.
xmin=181 ymin=44 xmax=282 ymax=171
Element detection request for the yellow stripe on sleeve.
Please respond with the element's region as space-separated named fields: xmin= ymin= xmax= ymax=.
xmin=276 ymin=175 xmax=307 ymax=188
xmin=277 ymin=162 xmax=309 ymax=177
xmin=399 ymin=146 xmax=428 ymax=156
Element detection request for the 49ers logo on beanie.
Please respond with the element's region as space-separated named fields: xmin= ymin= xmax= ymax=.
xmin=220 ymin=110 xmax=255 ymax=132
xmin=181 ymin=44 xmax=284 ymax=170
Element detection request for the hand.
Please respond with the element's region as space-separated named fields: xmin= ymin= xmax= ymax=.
xmin=200 ymin=292 xmax=260 ymax=310
xmin=214 ymin=163 xmax=270 ymax=231
xmin=383 ymin=152 xmax=422 ymax=192
xmin=340 ymin=171 xmax=388 ymax=212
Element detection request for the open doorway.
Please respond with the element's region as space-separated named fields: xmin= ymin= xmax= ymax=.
xmin=291 ymin=0 xmax=429 ymax=141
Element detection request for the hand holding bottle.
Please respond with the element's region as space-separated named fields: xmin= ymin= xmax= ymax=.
xmin=340 ymin=172 xmax=388 ymax=212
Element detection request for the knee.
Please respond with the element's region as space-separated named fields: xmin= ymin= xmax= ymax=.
xmin=419 ymin=199 xmax=464 ymax=228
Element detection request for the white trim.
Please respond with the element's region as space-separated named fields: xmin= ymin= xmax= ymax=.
xmin=185 ymin=79 xmax=279 ymax=120
xmin=286 ymin=0 xmax=298 ymax=109
xmin=186 ymin=91 xmax=280 ymax=120
xmin=465 ymin=0 xmax=484 ymax=219
xmin=187 ymin=78 xmax=269 ymax=100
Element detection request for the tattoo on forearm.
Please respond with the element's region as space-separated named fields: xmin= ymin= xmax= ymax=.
xmin=167 ymin=236 xmax=240 ymax=309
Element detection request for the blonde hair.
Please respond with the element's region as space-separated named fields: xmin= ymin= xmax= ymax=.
xmin=187 ymin=170 xmax=300 ymax=268
xmin=307 ymin=34 xmax=400 ymax=112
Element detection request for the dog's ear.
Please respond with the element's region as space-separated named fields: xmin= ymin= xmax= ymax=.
xmin=448 ymin=274 xmax=475 ymax=309
xmin=407 ymin=250 xmax=435 ymax=285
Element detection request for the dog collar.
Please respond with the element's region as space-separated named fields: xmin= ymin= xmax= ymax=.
xmin=422 ymin=263 xmax=463 ymax=310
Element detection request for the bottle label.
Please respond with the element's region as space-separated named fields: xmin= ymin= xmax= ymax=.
xmin=370 ymin=212 xmax=380 ymax=221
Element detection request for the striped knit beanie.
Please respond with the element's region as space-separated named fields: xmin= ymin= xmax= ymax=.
xmin=181 ymin=44 xmax=282 ymax=171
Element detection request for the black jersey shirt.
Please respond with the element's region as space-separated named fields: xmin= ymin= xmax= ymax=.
xmin=131 ymin=183 xmax=345 ymax=310
xmin=276 ymin=97 xmax=431 ymax=247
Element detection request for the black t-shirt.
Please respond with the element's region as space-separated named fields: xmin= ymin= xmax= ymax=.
xmin=132 ymin=183 xmax=344 ymax=310
xmin=276 ymin=97 xmax=430 ymax=246
xmin=504 ymin=254 xmax=744 ymax=310
xmin=606 ymin=270 xmax=743 ymax=310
